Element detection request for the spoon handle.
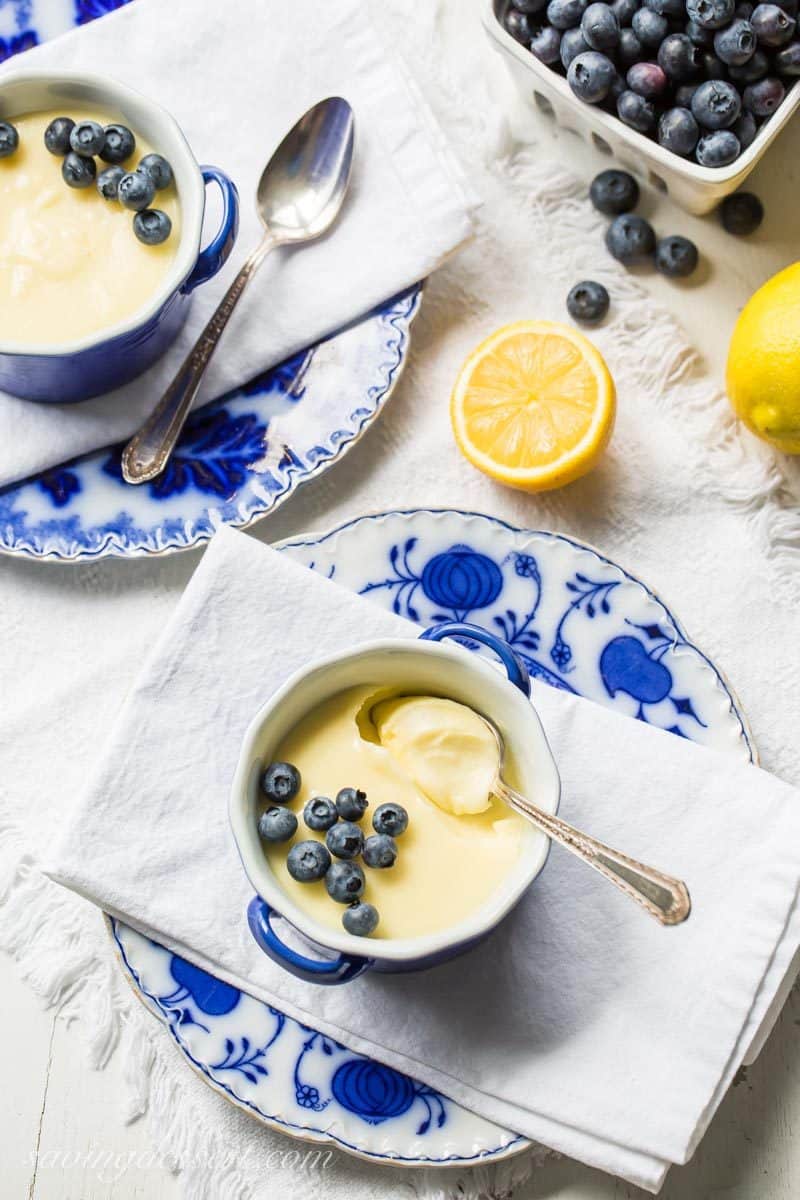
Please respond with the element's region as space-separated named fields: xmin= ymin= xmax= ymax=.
xmin=495 ymin=779 xmax=691 ymax=926
xmin=121 ymin=235 xmax=275 ymax=485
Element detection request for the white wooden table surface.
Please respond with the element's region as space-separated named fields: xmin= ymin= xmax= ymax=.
xmin=4 ymin=50 xmax=800 ymax=1200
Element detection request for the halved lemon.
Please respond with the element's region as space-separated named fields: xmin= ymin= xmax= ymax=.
xmin=450 ymin=321 xmax=616 ymax=492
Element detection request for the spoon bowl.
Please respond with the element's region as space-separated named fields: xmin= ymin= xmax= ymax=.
xmin=478 ymin=713 xmax=692 ymax=927
xmin=257 ymin=96 xmax=355 ymax=241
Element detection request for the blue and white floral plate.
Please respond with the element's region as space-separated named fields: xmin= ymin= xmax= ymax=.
xmin=110 ymin=509 xmax=754 ymax=1169
xmin=0 ymin=0 xmax=421 ymax=561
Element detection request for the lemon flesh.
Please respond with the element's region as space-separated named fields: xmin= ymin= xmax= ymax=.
xmin=450 ymin=321 xmax=616 ymax=491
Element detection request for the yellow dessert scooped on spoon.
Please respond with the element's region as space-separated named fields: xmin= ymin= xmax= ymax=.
xmin=371 ymin=695 xmax=497 ymax=816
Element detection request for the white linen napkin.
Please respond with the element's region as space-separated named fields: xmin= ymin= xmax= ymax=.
xmin=44 ymin=526 xmax=800 ymax=1194
xmin=0 ymin=0 xmax=476 ymax=489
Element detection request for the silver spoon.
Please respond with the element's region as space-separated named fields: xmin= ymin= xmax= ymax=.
xmin=121 ymin=97 xmax=355 ymax=486
xmin=480 ymin=715 xmax=691 ymax=926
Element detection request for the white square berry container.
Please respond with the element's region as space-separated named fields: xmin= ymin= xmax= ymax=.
xmin=483 ymin=0 xmax=800 ymax=214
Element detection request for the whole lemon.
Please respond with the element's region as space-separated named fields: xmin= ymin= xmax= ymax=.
xmin=727 ymin=263 xmax=800 ymax=454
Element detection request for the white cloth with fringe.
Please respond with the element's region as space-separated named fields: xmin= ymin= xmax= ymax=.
xmin=2 ymin=3 xmax=800 ymax=1200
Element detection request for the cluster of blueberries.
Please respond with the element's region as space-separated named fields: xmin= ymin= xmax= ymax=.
xmin=502 ymin=0 xmax=799 ymax=165
xmin=36 ymin=115 xmax=174 ymax=245
xmin=258 ymin=760 xmax=410 ymax=937
xmin=566 ymin=167 xmax=763 ymax=320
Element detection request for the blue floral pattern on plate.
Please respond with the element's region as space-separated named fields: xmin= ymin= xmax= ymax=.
xmin=112 ymin=509 xmax=754 ymax=1169
xmin=0 ymin=0 xmax=421 ymax=561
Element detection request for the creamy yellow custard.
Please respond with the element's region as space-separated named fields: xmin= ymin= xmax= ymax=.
xmin=264 ymin=687 xmax=528 ymax=940
xmin=0 ymin=109 xmax=181 ymax=345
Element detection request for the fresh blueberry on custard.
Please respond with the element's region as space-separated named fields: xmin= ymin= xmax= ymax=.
xmin=139 ymin=152 xmax=174 ymax=190
xmin=100 ymin=123 xmax=136 ymax=164
xmin=326 ymin=820 xmax=364 ymax=860
xmin=258 ymin=806 xmax=298 ymax=843
xmin=260 ymin=761 xmax=301 ymax=804
xmin=303 ymin=796 xmax=338 ymax=832
xmin=363 ymin=833 xmax=398 ymax=869
xmin=97 ymin=165 xmax=126 ymax=201
xmin=62 ymin=151 xmax=97 ymax=189
xmin=325 ymin=861 xmax=365 ymax=904
xmin=372 ymin=802 xmax=409 ymax=837
xmin=343 ymin=902 xmax=379 ymax=936
xmin=44 ymin=116 xmax=75 ymax=156
xmin=287 ymin=840 xmax=330 ymax=882
xmin=133 ymin=209 xmax=172 ymax=245
xmin=0 ymin=121 xmax=19 ymax=159
xmin=118 ymin=169 xmax=156 ymax=212
xmin=69 ymin=120 xmax=106 ymax=158
xmin=335 ymin=786 xmax=368 ymax=821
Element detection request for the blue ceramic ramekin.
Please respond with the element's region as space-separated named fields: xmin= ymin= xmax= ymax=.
xmin=230 ymin=623 xmax=561 ymax=986
xmin=0 ymin=69 xmax=239 ymax=402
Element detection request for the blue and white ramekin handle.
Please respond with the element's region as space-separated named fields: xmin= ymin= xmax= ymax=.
xmin=247 ymin=897 xmax=374 ymax=985
xmin=182 ymin=166 xmax=240 ymax=293
xmin=419 ymin=621 xmax=531 ymax=696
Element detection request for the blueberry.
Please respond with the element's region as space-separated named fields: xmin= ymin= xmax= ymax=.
xmin=633 ymin=7 xmax=670 ymax=43
xmin=751 ymin=2 xmax=796 ymax=41
xmin=139 ymin=152 xmax=174 ymax=190
xmin=581 ymin=3 xmax=620 ymax=49
xmin=691 ymin=79 xmax=742 ymax=126
xmin=97 ymin=165 xmax=126 ymax=201
xmin=258 ymin=806 xmax=298 ymax=843
xmin=686 ymin=16 xmax=716 ymax=43
xmin=133 ymin=209 xmax=172 ymax=245
xmin=627 ymin=61 xmax=669 ymax=96
xmin=720 ymin=190 xmax=764 ymax=232
xmin=606 ymin=213 xmax=656 ymax=261
xmin=503 ymin=8 xmax=536 ymax=40
xmin=260 ymin=761 xmax=301 ymax=804
xmin=342 ymin=902 xmax=379 ymax=936
xmin=743 ymin=74 xmax=785 ymax=112
xmin=607 ymin=71 xmax=627 ymax=102
xmin=561 ymin=26 xmax=590 ymax=65
xmin=101 ymin=124 xmax=136 ymax=165
xmin=659 ymin=105 xmax=701 ymax=152
xmin=62 ymin=152 xmax=96 ymax=188
xmin=703 ymin=51 xmax=728 ymax=75
xmin=548 ymin=0 xmax=590 ymax=28
xmin=590 ymin=168 xmax=640 ymax=214
xmin=287 ymin=840 xmax=330 ymax=882
xmin=728 ymin=46 xmax=769 ymax=77
xmin=303 ymin=796 xmax=338 ymax=831
xmin=714 ymin=18 xmax=757 ymax=61
xmin=372 ymin=802 xmax=409 ymax=837
xmin=119 ymin=169 xmax=156 ymax=211
xmin=566 ymin=280 xmax=610 ymax=323
xmin=644 ymin=0 xmax=687 ymax=17
xmin=531 ymin=25 xmax=563 ymax=61
xmin=510 ymin=0 xmax=548 ymax=10
xmin=44 ymin=116 xmax=74 ymax=156
xmin=326 ymin=820 xmax=365 ymax=860
xmin=655 ymin=234 xmax=699 ymax=276
xmin=732 ymin=108 xmax=758 ymax=146
xmin=617 ymin=89 xmax=658 ymax=131
xmin=696 ymin=128 xmax=741 ymax=163
xmin=773 ymin=37 xmax=800 ymax=68
xmin=658 ymin=32 xmax=703 ymax=77
xmin=612 ymin=0 xmax=639 ymax=21
xmin=335 ymin=786 xmax=368 ymax=821
xmin=568 ymin=50 xmax=617 ymax=100
xmin=675 ymin=82 xmax=700 ymax=104
xmin=69 ymin=120 xmax=105 ymax=158
xmin=686 ymin=0 xmax=735 ymax=25
xmin=0 ymin=121 xmax=18 ymax=158
xmin=363 ymin=833 xmax=398 ymax=869
xmin=618 ymin=27 xmax=644 ymax=66
xmin=325 ymin=861 xmax=365 ymax=904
